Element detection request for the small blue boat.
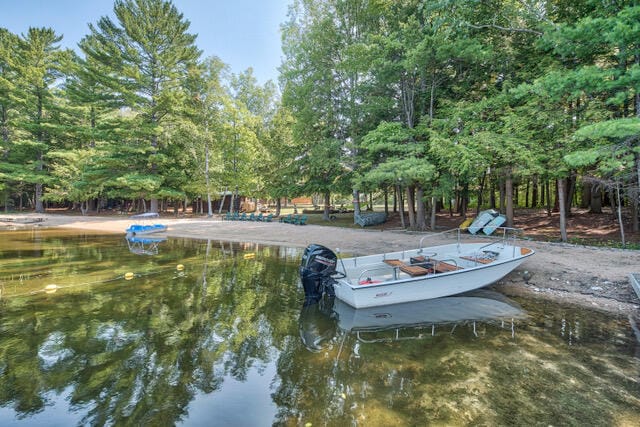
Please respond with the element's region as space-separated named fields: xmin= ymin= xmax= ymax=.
xmin=125 ymin=213 xmax=167 ymax=235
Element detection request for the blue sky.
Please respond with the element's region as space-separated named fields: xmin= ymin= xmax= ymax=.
xmin=1 ymin=0 xmax=290 ymax=84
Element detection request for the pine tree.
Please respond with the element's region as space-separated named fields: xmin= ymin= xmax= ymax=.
xmin=82 ymin=0 xmax=201 ymax=212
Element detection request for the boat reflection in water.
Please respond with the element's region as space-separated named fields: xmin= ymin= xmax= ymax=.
xmin=299 ymin=290 xmax=525 ymax=350
xmin=125 ymin=235 xmax=167 ymax=255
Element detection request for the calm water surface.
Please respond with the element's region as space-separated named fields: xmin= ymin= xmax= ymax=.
xmin=0 ymin=228 xmax=638 ymax=426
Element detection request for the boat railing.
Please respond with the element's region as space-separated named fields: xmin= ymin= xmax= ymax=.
xmin=417 ymin=226 xmax=525 ymax=254
xmin=418 ymin=228 xmax=462 ymax=253
xmin=476 ymin=227 xmax=525 ymax=257
xmin=356 ymin=266 xmax=397 ymax=284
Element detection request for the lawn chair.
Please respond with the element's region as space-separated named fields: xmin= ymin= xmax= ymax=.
xmin=231 ymin=212 xmax=240 ymax=221
xmin=256 ymin=213 xmax=264 ymax=222
xmin=279 ymin=214 xmax=292 ymax=223
xmin=223 ymin=212 xmax=232 ymax=221
xmin=239 ymin=212 xmax=248 ymax=221
xmin=264 ymin=214 xmax=273 ymax=222
xmin=295 ymin=214 xmax=308 ymax=225
xmin=248 ymin=213 xmax=256 ymax=221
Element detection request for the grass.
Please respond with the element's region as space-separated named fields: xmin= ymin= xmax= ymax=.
xmin=566 ymin=237 xmax=640 ymax=250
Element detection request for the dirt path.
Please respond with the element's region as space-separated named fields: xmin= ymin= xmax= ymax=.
xmin=3 ymin=213 xmax=639 ymax=315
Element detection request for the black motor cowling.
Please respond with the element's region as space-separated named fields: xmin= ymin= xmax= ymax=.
xmin=299 ymin=244 xmax=338 ymax=301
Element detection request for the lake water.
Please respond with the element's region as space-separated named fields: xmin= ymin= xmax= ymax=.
xmin=0 ymin=229 xmax=638 ymax=426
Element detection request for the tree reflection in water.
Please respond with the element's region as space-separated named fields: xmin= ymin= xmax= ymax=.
xmin=0 ymin=231 xmax=638 ymax=426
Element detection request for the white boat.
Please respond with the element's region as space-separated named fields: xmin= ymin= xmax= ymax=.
xmin=300 ymin=228 xmax=534 ymax=308
xmin=125 ymin=212 xmax=168 ymax=235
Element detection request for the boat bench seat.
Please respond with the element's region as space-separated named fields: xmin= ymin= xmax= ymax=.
xmin=399 ymin=264 xmax=431 ymax=277
xmin=433 ymin=261 xmax=463 ymax=273
xmin=383 ymin=259 xmax=405 ymax=267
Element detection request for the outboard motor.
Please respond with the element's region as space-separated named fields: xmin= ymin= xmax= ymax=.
xmin=299 ymin=244 xmax=338 ymax=301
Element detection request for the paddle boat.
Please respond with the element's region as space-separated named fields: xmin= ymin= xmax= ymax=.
xmin=299 ymin=228 xmax=534 ymax=308
xmin=125 ymin=212 xmax=167 ymax=235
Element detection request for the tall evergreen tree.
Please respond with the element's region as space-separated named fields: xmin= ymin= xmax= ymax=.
xmin=82 ymin=0 xmax=201 ymax=213
xmin=11 ymin=28 xmax=70 ymax=213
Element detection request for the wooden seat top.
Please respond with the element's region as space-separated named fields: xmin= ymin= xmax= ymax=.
xmin=433 ymin=261 xmax=463 ymax=273
xmin=383 ymin=259 xmax=404 ymax=267
xmin=399 ymin=264 xmax=431 ymax=277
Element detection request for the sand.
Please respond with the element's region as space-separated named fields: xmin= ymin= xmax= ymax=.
xmin=2 ymin=213 xmax=639 ymax=315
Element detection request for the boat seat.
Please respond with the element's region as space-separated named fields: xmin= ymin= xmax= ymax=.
xmin=433 ymin=261 xmax=462 ymax=273
xmin=399 ymin=264 xmax=431 ymax=277
xmin=383 ymin=259 xmax=404 ymax=267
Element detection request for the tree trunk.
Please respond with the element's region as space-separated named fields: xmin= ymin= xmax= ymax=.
xmin=580 ymin=181 xmax=591 ymax=209
xmin=353 ymin=189 xmax=361 ymax=223
xmin=205 ymin=142 xmax=213 ymax=217
xmin=35 ymin=182 xmax=44 ymax=213
xmin=633 ymin=152 xmax=640 ymax=232
xmin=477 ymin=172 xmax=486 ymax=216
xmin=532 ymin=175 xmax=539 ymax=208
xmin=590 ymin=184 xmax=602 ymax=213
xmin=275 ymin=198 xmax=281 ymax=217
xmin=490 ymin=180 xmax=496 ymax=210
xmin=615 ymin=181 xmax=626 ymax=246
xmin=218 ymin=191 xmax=226 ymax=214
xmin=150 ymin=198 xmax=159 ymax=214
xmin=416 ymin=186 xmax=426 ymax=231
xmin=397 ymin=185 xmax=406 ymax=228
xmin=461 ymin=182 xmax=469 ymax=219
xmin=505 ymin=168 xmax=514 ymax=228
xmin=392 ymin=186 xmax=397 ymax=212
xmin=430 ymin=196 xmax=437 ymax=230
xmin=323 ymin=192 xmax=331 ymax=221
xmin=545 ymin=180 xmax=552 ymax=217
xmin=406 ymin=185 xmax=416 ymax=229
xmin=499 ymin=179 xmax=505 ymax=214
xmin=558 ymin=178 xmax=568 ymax=242
xmin=565 ymin=173 xmax=576 ymax=217
xmin=384 ymin=188 xmax=389 ymax=215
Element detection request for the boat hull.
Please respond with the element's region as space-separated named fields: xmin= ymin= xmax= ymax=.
xmin=125 ymin=224 xmax=168 ymax=235
xmin=332 ymin=243 xmax=533 ymax=308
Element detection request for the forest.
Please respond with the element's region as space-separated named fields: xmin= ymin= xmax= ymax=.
xmin=1 ymin=0 xmax=639 ymax=243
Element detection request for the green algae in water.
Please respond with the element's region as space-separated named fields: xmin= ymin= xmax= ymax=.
xmin=0 ymin=229 xmax=638 ymax=426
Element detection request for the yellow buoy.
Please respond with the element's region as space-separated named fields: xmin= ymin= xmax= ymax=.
xmin=176 ymin=264 xmax=185 ymax=271
xmin=124 ymin=272 xmax=135 ymax=280
xmin=243 ymin=253 xmax=255 ymax=259
xmin=44 ymin=284 xmax=58 ymax=294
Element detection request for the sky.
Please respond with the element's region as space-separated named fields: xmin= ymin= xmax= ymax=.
xmin=1 ymin=0 xmax=290 ymax=84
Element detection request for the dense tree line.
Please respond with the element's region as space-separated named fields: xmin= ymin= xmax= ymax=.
xmin=1 ymin=0 xmax=639 ymax=242
xmin=280 ymin=0 xmax=640 ymax=241
xmin=0 ymin=0 xmax=290 ymax=217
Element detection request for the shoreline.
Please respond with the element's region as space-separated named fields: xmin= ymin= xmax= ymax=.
xmin=2 ymin=213 xmax=639 ymax=315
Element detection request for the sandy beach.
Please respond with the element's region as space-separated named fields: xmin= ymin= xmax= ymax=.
xmin=2 ymin=213 xmax=639 ymax=315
